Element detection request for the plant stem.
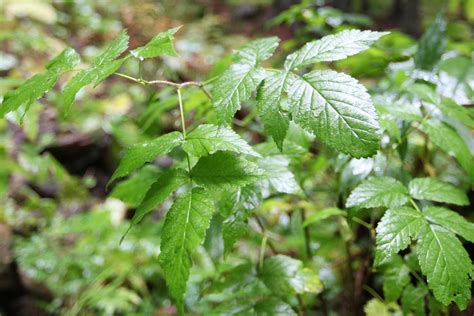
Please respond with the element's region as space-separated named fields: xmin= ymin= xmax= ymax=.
xmin=177 ymin=88 xmax=192 ymax=173
xmin=410 ymin=198 xmax=422 ymax=213
xmin=300 ymin=208 xmax=312 ymax=259
xmin=259 ymin=234 xmax=268 ymax=270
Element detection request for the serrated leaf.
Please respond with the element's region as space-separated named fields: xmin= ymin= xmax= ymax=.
xmin=381 ymin=255 xmax=411 ymax=302
xmin=401 ymin=284 xmax=428 ymax=316
xmin=110 ymin=165 xmax=160 ymax=207
xmin=131 ymin=168 xmax=188 ymax=225
xmin=287 ymin=70 xmax=380 ymax=158
xmin=303 ymin=207 xmax=346 ymax=227
xmin=284 ymin=29 xmax=388 ymax=70
xmin=414 ymin=14 xmax=446 ymax=70
xmin=423 ymin=206 xmax=474 ymax=242
xmin=254 ymin=298 xmax=297 ymax=316
xmin=256 ymin=71 xmax=291 ymax=150
xmin=421 ymin=119 xmax=474 ymax=181
xmin=408 ymin=177 xmax=469 ymax=206
xmin=233 ymin=37 xmax=279 ymax=65
xmin=375 ymin=207 xmax=426 ymax=259
xmin=257 ymin=155 xmax=300 ymax=194
xmin=222 ymin=184 xmax=261 ymax=256
xmin=159 ymin=188 xmax=214 ymax=312
xmin=182 ymin=124 xmax=260 ymax=158
xmin=109 ymin=131 xmax=183 ymax=185
xmin=131 ymin=26 xmax=181 ymax=60
xmin=417 ymin=225 xmax=472 ymax=309
xmin=346 ymin=177 xmax=410 ymax=209
xmin=260 ymin=255 xmax=323 ymax=296
xmin=1 ymin=48 xmax=80 ymax=117
xmin=213 ymin=63 xmax=264 ymax=123
xmin=61 ymin=30 xmax=129 ymax=113
xmin=190 ymin=152 xmax=265 ymax=191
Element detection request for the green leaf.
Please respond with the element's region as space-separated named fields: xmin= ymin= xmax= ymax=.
xmin=256 ymin=71 xmax=291 ymax=150
xmin=213 ymin=63 xmax=264 ymax=123
xmin=213 ymin=37 xmax=279 ymax=124
xmin=254 ymin=298 xmax=297 ymax=316
xmin=381 ymin=255 xmax=411 ymax=302
xmin=375 ymin=207 xmax=426 ymax=260
xmin=61 ymin=30 xmax=129 ymax=113
xmin=1 ymin=48 xmax=80 ymax=117
xmin=284 ymin=29 xmax=388 ymax=70
xmin=346 ymin=177 xmax=410 ymax=209
xmin=364 ymin=299 xmax=401 ymax=316
xmin=131 ymin=168 xmax=188 ymax=225
xmin=260 ymin=255 xmax=323 ymax=296
xmin=233 ymin=37 xmax=279 ymax=65
xmin=109 ymin=131 xmax=183 ymax=185
xmin=131 ymin=26 xmax=181 ymax=60
xmin=401 ymin=284 xmax=428 ymax=316
xmin=423 ymin=206 xmax=474 ymax=242
xmin=437 ymin=98 xmax=474 ymax=128
xmin=414 ymin=14 xmax=446 ymax=70
xmin=182 ymin=124 xmax=260 ymax=158
xmin=222 ymin=184 xmax=261 ymax=256
xmin=159 ymin=188 xmax=214 ymax=311
xmin=408 ymin=177 xmax=469 ymax=206
xmin=303 ymin=207 xmax=346 ymax=227
xmin=287 ymin=70 xmax=380 ymax=158
xmin=190 ymin=152 xmax=265 ymax=191
xmin=110 ymin=165 xmax=160 ymax=207
xmin=417 ymin=225 xmax=472 ymax=309
xmin=421 ymin=119 xmax=474 ymax=181
xmin=257 ymin=155 xmax=300 ymax=194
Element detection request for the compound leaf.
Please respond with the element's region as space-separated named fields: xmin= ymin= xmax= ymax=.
xmin=287 ymin=70 xmax=380 ymax=158
xmin=159 ymin=188 xmax=214 ymax=313
xmin=234 ymin=36 xmax=279 ymax=65
xmin=191 ymin=152 xmax=265 ymax=191
xmin=346 ymin=177 xmax=409 ymax=209
xmin=285 ymin=29 xmax=388 ymax=70
xmin=109 ymin=131 xmax=183 ymax=185
xmin=183 ymin=124 xmax=260 ymax=158
xmin=408 ymin=177 xmax=469 ymax=206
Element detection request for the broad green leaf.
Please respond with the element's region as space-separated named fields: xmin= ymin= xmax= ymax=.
xmin=414 ymin=14 xmax=446 ymax=70
xmin=260 ymin=255 xmax=323 ymax=296
xmin=131 ymin=169 xmax=188 ymax=225
xmin=159 ymin=188 xmax=214 ymax=312
xmin=401 ymin=284 xmax=428 ymax=316
xmin=346 ymin=177 xmax=409 ymax=209
xmin=256 ymin=71 xmax=291 ymax=150
xmin=109 ymin=131 xmax=184 ymax=185
xmin=437 ymin=98 xmax=474 ymax=128
xmin=1 ymin=48 xmax=80 ymax=117
xmin=257 ymin=155 xmax=300 ymax=194
xmin=131 ymin=26 xmax=181 ymax=60
xmin=233 ymin=37 xmax=279 ymax=65
xmin=303 ymin=207 xmax=345 ymax=227
xmin=375 ymin=207 xmax=426 ymax=260
xmin=423 ymin=206 xmax=474 ymax=242
xmin=417 ymin=225 xmax=472 ymax=309
xmin=61 ymin=30 xmax=129 ymax=113
xmin=190 ymin=152 xmax=265 ymax=191
xmin=284 ymin=29 xmax=388 ymax=70
xmin=364 ymin=299 xmax=402 ymax=316
xmin=213 ymin=37 xmax=278 ymax=124
xmin=254 ymin=298 xmax=297 ymax=316
xmin=182 ymin=124 xmax=260 ymax=158
xmin=213 ymin=63 xmax=264 ymax=123
xmin=408 ymin=177 xmax=469 ymax=206
xmin=437 ymin=57 xmax=474 ymax=105
xmin=222 ymin=184 xmax=261 ymax=256
xmin=110 ymin=165 xmax=160 ymax=207
xmin=421 ymin=119 xmax=474 ymax=181
xmin=381 ymin=255 xmax=411 ymax=302
xmin=287 ymin=70 xmax=380 ymax=158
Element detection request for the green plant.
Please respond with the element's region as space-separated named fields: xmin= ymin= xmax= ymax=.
xmin=2 ymin=15 xmax=473 ymax=315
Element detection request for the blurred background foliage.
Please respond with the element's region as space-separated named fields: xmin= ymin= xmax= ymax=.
xmin=0 ymin=0 xmax=472 ymax=315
